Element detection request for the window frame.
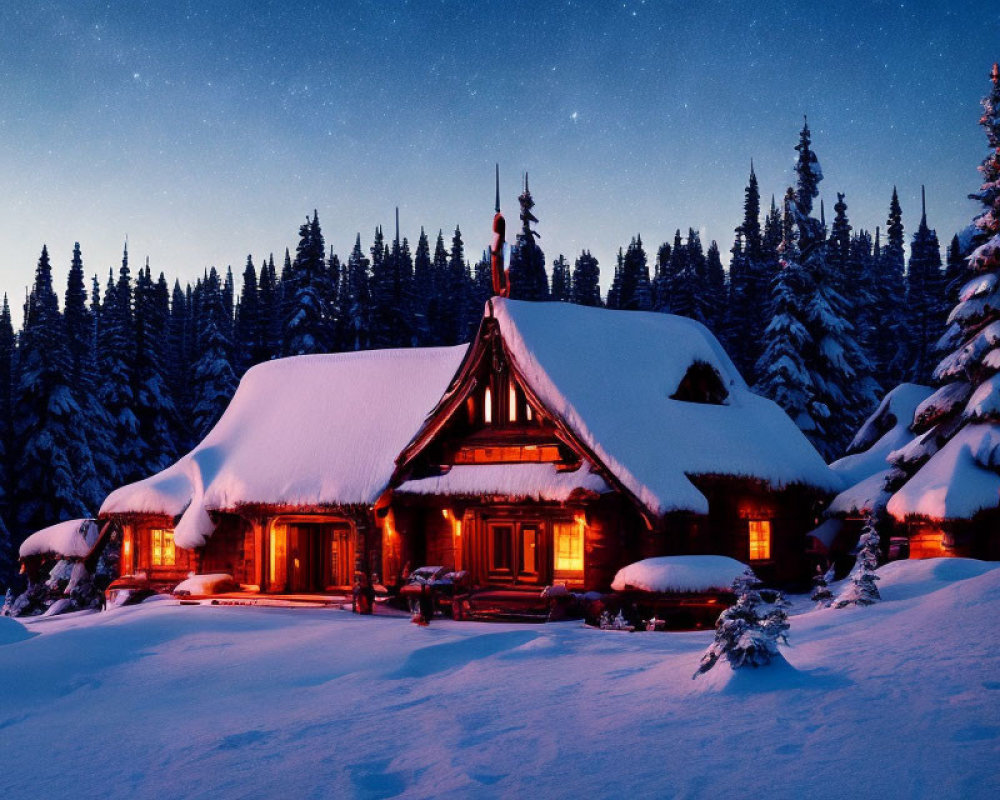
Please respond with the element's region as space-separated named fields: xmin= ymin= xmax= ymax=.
xmin=150 ymin=528 xmax=176 ymax=567
xmin=748 ymin=519 xmax=772 ymax=562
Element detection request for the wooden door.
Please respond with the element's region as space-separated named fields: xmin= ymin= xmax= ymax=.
xmin=484 ymin=520 xmax=546 ymax=586
xmin=288 ymin=525 xmax=314 ymax=593
xmin=323 ymin=525 xmax=354 ymax=590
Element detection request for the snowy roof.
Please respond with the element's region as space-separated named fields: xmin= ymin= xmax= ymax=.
xmin=101 ymin=346 xmax=468 ymax=548
xmin=396 ymin=463 xmax=610 ymax=501
xmin=886 ymin=424 xmax=1000 ymax=522
xmin=827 ymin=384 xmax=933 ymax=517
xmin=19 ymin=519 xmax=98 ymax=559
xmin=490 ymin=299 xmax=842 ymax=516
xmin=611 ymin=555 xmax=748 ymax=593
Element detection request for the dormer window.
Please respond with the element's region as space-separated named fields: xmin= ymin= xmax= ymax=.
xmin=672 ymin=361 xmax=728 ymax=405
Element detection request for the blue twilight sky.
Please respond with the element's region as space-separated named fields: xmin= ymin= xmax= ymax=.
xmin=0 ymin=0 xmax=998 ymax=320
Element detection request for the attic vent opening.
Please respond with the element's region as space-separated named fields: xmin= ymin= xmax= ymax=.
xmin=671 ymin=361 xmax=728 ymax=405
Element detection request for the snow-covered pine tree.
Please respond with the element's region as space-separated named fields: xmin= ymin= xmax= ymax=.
xmin=685 ymin=229 xmax=712 ymax=326
xmin=572 ymin=250 xmax=601 ymax=307
xmin=507 ymin=175 xmax=549 ymax=301
xmin=550 ymin=254 xmax=571 ymax=302
xmin=885 ymin=64 xmax=1000 ymax=521
xmin=693 ymin=568 xmax=789 ymax=677
xmin=282 ymin=212 xmax=331 ymax=356
xmin=665 ymin=230 xmax=690 ymax=316
xmin=425 ymin=230 xmax=450 ymax=345
xmin=905 ymin=188 xmax=945 ymax=384
xmin=325 ymin=247 xmax=342 ymax=352
xmin=190 ymin=266 xmax=238 ymax=440
xmin=726 ymin=164 xmax=768 ymax=380
xmin=14 ymin=246 xmax=99 ymax=537
xmin=835 ymin=514 xmax=881 ymax=607
xmin=257 ymin=254 xmax=279 ymax=358
xmin=754 ymin=188 xmax=820 ymax=439
xmin=810 ymin=564 xmax=834 ymax=606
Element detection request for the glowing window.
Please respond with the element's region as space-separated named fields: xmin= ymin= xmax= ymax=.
xmin=484 ymin=387 xmax=493 ymax=425
xmin=269 ymin=524 xmax=287 ymax=588
xmin=749 ymin=520 xmax=771 ymax=561
xmin=554 ymin=520 xmax=584 ymax=573
xmin=151 ymin=528 xmax=175 ymax=566
xmin=520 ymin=526 xmax=538 ymax=575
xmin=509 ymin=382 xmax=518 ymax=422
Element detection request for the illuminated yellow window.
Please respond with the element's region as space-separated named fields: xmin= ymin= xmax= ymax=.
xmin=509 ymin=382 xmax=518 ymax=422
xmin=151 ymin=528 xmax=175 ymax=566
xmin=749 ymin=520 xmax=771 ymax=561
xmin=484 ymin=387 xmax=493 ymax=424
xmin=554 ymin=520 xmax=585 ymax=574
xmin=269 ymin=524 xmax=287 ymax=588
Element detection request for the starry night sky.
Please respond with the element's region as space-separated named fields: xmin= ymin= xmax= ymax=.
xmin=1 ymin=1 xmax=998 ymax=314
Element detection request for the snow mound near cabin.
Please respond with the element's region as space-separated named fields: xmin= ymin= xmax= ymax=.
xmin=611 ymin=555 xmax=748 ymax=593
xmin=492 ymin=299 xmax=841 ymax=516
xmin=18 ymin=518 xmax=98 ymax=559
xmin=173 ymin=574 xmax=238 ymax=596
xmin=101 ymin=346 xmax=468 ymax=548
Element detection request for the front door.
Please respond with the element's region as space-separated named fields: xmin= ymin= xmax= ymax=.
xmin=268 ymin=521 xmax=355 ymax=593
xmin=486 ymin=520 xmax=544 ymax=585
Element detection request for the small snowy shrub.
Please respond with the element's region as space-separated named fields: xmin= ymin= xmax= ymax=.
xmin=835 ymin=515 xmax=881 ymax=608
xmin=693 ymin=568 xmax=789 ymax=677
xmin=810 ymin=565 xmax=834 ymax=606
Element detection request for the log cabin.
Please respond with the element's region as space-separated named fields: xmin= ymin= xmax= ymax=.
xmin=823 ymin=382 xmax=1000 ymax=564
xmin=98 ymin=346 xmax=468 ymax=595
xmin=98 ymin=295 xmax=841 ymax=600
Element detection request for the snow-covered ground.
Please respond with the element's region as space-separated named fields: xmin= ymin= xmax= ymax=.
xmin=1 ymin=559 xmax=999 ymax=800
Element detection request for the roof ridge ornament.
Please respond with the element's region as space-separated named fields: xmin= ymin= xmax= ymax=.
xmin=490 ymin=163 xmax=510 ymax=297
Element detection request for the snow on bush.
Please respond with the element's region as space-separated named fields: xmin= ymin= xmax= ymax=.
xmin=693 ymin=568 xmax=789 ymax=677
xmin=835 ymin=516 xmax=881 ymax=608
xmin=611 ymin=555 xmax=748 ymax=594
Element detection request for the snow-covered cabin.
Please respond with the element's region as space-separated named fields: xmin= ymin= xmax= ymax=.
xmin=99 ymin=347 xmax=468 ymax=593
xmin=97 ymin=298 xmax=841 ymax=597
xmin=386 ymin=298 xmax=841 ymax=590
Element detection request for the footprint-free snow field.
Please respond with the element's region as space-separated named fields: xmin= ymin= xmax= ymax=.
xmin=1 ymin=559 xmax=998 ymax=799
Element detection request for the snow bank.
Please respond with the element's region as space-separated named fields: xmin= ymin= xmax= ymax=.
xmin=0 ymin=616 xmax=33 ymax=646
xmin=101 ymin=346 xmax=468 ymax=547
xmin=18 ymin=519 xmax=98 ymax=559
xmin=492 ymin=300 xmax=841 ymax=516
xmin=611 ymin=555 xmax=748 ymax=593
xmin=887 ymin=424 xmax=1000 ymax=521
xmin=396 ymin=463 xmax=609 ymax=501
xmin=172 ymin=574 xmax=238 ymax=596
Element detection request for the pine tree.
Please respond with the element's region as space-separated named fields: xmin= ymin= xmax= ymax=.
xmin=344 ymin=234 xmax=371 ymax=351
xmin=652 ymin=241 xmax=671 ymax=312
xmin=943 ymin=234 xmax=967 ymax=309
xmin=426 ymin=230 xmax=450 ymax=344
xmin=666 ymin=230 xmax=691 ymax=316
xmin=873 ymin=187 xmax=908 ymax=384
xmin=550 ymin=255 xmax=571 ymax=302
xmin=411 ymin=227 xmax=433 ymax=345
xmin=618 ymin=236 xmax=651 ymax=311
xmin=14 ymin=246 xmax=99 ymax=537
xmin=258 ymin=255 xmax=279 ymax=358
xmin=443 ymin=226 xmax=472 ymax=344
xmin=905 ymin=188 xmax=944 ymax=383
xmin=572 ymin=250 xmax=601 ymax=307
xmin=693 ymin=568 xmax=789 ymax=676
xmin=190 ymin=267 xmax=238 ymax=440
xmin=606 ymin=248 xmax=623 ymax=310
xmin=98 ymin=250 xmax=141 ymax=486
xmin=168 ymin=279 xmax=192 ymax=448
xmin=134 ymin=263 xmax=178 ymax=476
xmin=234 ymin=255 xmax=261 ymax=373
xmin=704 ymin=240 xmax=726 ymax=333
xmin=0 ymin=297 xmax=14 ymax=531
xmin=508 ymin=175 xmax=548 ymax=301
xmin=810 ymin=565 xmax=834 ymax=606
xmin=754 ymin=189 xmax=820 ymax=437
xmin=282 ymin=212 xmax=331 ymax=355
xmin=835 ymin=515 xmax=881 ymax=607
